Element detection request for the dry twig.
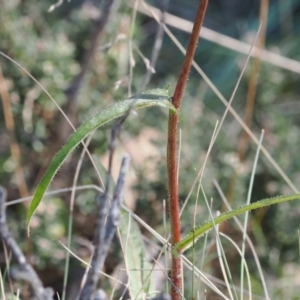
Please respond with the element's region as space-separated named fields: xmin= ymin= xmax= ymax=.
xmin=0 ymin=187 xmax=54 ymax=300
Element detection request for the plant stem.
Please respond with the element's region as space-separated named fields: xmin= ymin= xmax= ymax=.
xmin=167 ymin=0 xmax=209 ymax=298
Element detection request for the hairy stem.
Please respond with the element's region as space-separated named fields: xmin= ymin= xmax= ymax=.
xmin=167 ymin=0 xmax=209 ymax=298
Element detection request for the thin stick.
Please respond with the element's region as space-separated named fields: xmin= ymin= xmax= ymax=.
xmin=79 ymin=155 xmax=130 ymax=300
xmin=0 ymin=187 xmax=53 ymax=300
xmin=167 ymin=1 xmax=209 ymax=298
xmin=140 ymin=0 xmax=169 ymax=90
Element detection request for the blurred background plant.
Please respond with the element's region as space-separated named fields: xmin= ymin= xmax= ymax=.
xmin=0 ymin=0 xmax=300 ymax=299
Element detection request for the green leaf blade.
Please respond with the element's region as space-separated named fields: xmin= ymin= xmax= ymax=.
xmin=173 ymin=193 xmax=300 ymax=256
xmin=27 ymin=97 xmax=176 ymax=232
xmin=119 ymin=209 xmax=157 ymax=299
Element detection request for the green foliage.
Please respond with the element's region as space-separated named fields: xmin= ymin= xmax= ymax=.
xmin=27 ymin=94 xmax=175 ymax=231
xmin=173 ymin=193 xmax=300 ymax=256
xmin=119 ymin=209 xmax=157 ymax=299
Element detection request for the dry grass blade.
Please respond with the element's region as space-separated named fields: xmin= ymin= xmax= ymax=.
xmin=136 ymin=2 xmax=300 ymax=74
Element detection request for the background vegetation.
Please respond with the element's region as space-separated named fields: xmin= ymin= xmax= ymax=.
xmin=0 ymin=0 xmax=300 ymax=299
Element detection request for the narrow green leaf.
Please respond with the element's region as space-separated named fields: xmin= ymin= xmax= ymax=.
xmin=173 ymin=193 xmax=300 ymax=256
xmin=119 ymin=209 xmax=157 ymax=299
xmin=27 ymin=96 xmax=176 ymax=231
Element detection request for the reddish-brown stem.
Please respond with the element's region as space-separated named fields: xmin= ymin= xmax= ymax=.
xmin=166 ymin=0 xmax=209 ymax=299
